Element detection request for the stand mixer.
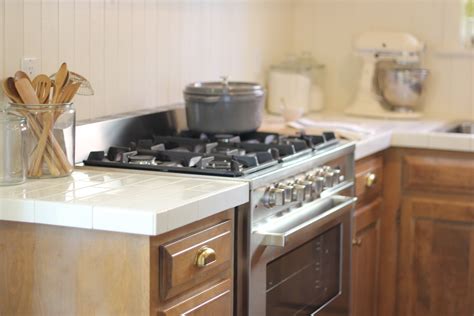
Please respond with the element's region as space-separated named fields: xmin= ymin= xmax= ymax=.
xmin=345 ymin=31 xmax=429 ymax=119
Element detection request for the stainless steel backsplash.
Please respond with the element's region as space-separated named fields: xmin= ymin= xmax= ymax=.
xmin=75 ymin=104 xmax=187 ymax=163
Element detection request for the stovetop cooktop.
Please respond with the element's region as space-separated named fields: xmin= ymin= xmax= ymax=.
xmin=83 ymin=131 xmax=339 ymax=177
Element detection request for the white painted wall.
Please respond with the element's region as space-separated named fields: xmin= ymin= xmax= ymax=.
xmin=292 ymin=0 xmax=474 ymax=120
xmin=0 ymin=0 xmax=293 ymax=121
xmin=2 ymin=0 xmax=472 ymax=121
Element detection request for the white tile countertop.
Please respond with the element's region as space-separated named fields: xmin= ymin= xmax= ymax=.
xmin=0 ymin=169 xmax=248 ymax=235
xmin=2 ymin=112 xmax=472 ymax=236
xmin=261 ymin=113 xmax=474 ymax=160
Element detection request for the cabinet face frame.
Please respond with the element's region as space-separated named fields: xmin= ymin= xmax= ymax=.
xmin=352 ymin=197 xmax=382 ymax=316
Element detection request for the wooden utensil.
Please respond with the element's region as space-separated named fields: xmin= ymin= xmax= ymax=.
xmin=53 ymin=63 xmax=69 ymax=103
xmin=58 ymin=82 xmax=81 ymax=103
xmin=14 ymin=71 xmax=32 ymax=83
xmin=14 ymin=78 xmax=40 ymax=104
xmin=32 ymin=75 xmax=52 ymax=104
xmin=2 ymin=77 xmax=23 ymax=103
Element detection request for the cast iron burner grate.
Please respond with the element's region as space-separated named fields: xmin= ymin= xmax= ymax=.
xmin=83 ymin=131 xmax=338 ymax=177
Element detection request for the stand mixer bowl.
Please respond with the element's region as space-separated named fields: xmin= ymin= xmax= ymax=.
xmin=377 ymin=67 xmax=429 ymax=111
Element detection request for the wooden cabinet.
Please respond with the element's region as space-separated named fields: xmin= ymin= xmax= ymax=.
xmin=380 ymin=148 xmax=474 ymax=316
xmin=152 ymin=209 xmax=234 ymax=316
xmin=351 ymin=154 xmax=383 ymax=316
xmin=398 ymin=197 xmax=474 ymax=316
xmin=159 ymin=279 xmax=232 ymax=316
xmin=396 ymin=149 xmax=474 ymax=316
xmin=0 ymin=208 xmax=234 ymax=316
xmin=159 ymin=220 xmax=232 ymax=300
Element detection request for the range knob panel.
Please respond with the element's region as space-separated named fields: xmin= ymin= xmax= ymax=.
xmin=262 ymin=165 xmax=346 ymax=208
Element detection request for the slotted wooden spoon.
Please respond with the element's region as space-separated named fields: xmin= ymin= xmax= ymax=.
xmin=32 ymin=75 xmax=52 ymax=104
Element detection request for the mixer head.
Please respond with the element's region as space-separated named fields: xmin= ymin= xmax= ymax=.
xmin=354 ymin=31 xmax=425 ymax=64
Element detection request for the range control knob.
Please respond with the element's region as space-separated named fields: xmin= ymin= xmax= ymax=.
xmin=314 ymin=167 xmax=324 ymax=176
xmin=312 ymin=176 xmax=325 ymax=197
xmin=332 ymin=168 xmax=344 ymax=185
xmin=263 ymin=187 xmax=286 ymax=208
xmin=277 ymin=183 xmax=294 ymax=204
xmin=292 ymin=184 xmax=307 ymax=202
xmin=321 ymin=167 xmax=334 ymax=187
xmin=295 ymin=179 xmax=313 ymax=200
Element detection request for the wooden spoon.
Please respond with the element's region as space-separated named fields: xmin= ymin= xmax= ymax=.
xmin=15 ymin=78 xmax=40 ymax=104
xmin=58 ymin=82 xmax=81 ymax=103
xmin=14 ymin=71 xmax=32 ymax=83
xmin=2 ymin=77 xmax=23 ymax=103
xmin=53 ymin=63 xmax=69 ymax=103
xmin=32 ymin=75 xmax=52 ymax=104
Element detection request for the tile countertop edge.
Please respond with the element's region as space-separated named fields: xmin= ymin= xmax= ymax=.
xmin=355 ymin=130 xmax=473 ymax=160
xmin=91 ymin=182 xmax=249 ymax=236
xmin=0 ymin=177 xmax=249 ymax=236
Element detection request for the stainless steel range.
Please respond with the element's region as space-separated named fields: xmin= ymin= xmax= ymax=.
xmin=77 ymin=108 xmax=356 ymax=316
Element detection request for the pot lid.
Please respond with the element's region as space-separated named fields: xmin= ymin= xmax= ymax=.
xmin=184 ymin=76 xmax=264 ymax=96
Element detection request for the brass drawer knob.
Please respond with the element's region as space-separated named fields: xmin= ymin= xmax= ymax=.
xmin=365 ymin=172 xmax=377 ymax=188
xmin=352 ymin=238 xmax=362 ymax=247
xmin=195 ymin=246 xmax=216 ymax=268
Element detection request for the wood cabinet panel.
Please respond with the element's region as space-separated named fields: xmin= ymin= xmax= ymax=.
xmin=160 ymin=220 xmax=232 ymax=300
xmin=0 ymin=222 xmax=150 ymax=316
xmin=398 ymin=197 xmax=474 ymax=316
xmin=352 ymin=198 xmax=382 ymax=316
xmin=158 ymin=279 xmax=232 ymax=316
xmin=355 ymin=154 xmax=383 ymax=206
xmin=402 ymin=152 xmax=474 ymax=195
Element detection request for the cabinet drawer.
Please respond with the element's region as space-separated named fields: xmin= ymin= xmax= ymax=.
xmin=158 ymin=279 xmax=232 ymax=316
xmin=355 ymin=155 xmax=383 ymax=205
xmin=402 ymin=153 xmax=474 ymax=195
xmin=160 ymin=220 xmax=232 ymax=300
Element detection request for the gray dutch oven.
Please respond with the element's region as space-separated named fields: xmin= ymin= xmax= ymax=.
xmin=183 ymin=77 xmax=265 ymax=134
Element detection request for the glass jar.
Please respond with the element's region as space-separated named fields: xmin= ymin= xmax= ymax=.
xmin=267 ymin=52 xmax=325 ymax=115
xmin=0 ymin=111 xmax=27 ymax=185
xmin=8 ymin=103 xmax=75 ymax=178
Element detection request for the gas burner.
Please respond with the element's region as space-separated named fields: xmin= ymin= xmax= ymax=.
xmin=83 ymin=130 xmax=340 ymax=177
xmin=208 ymin=160 xmax=232 ymax=169
xmin=214 ymin=147 xmax=245 ymax=156
xmin=214 ymin=134 xmax=241 ymax=143
xmin=128 ymin=155 xmax=156 ymax=165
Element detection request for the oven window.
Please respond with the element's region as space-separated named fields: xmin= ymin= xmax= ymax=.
xmin=266 ymin=225 xmax=341 ymax=315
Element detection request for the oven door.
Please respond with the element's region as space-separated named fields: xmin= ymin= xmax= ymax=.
xmin=249 ymin=195 xmax=355 ymax=316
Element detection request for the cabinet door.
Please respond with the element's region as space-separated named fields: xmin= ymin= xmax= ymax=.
xmin=351 ymin=198 xmax=382 ymax=316
xmin=399 ymin=197 xmax=474 ymax=316
xmin=159 ymin=279 xmax=232 ymax=316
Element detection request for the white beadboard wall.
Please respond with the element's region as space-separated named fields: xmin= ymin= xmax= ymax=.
xmin=292 ymin=0 xmax=474 ymax=120
xmin=0 ymin=0 xmax=293 ymax=121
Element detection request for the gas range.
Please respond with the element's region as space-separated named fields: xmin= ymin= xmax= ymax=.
xmin=76 ymin=108 xmax=355 ymax=316
xmin=83 ymin=130 xmax=340 ymax=177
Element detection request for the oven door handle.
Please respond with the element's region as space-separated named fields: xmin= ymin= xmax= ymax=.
xmin=254 ymin=195 xmax=356 ymax=247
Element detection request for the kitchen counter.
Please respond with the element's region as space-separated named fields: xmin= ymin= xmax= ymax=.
xmin=2 ymin=111 xmax=472 ymax=236
xmin=0 ymin=168 xmax=248 ymax=235
xmin=261 ymin=113 xmax=474 ymax=160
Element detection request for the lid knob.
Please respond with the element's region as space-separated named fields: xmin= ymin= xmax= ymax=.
xmin=220 ymin=75 xmax=230 ymax=88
